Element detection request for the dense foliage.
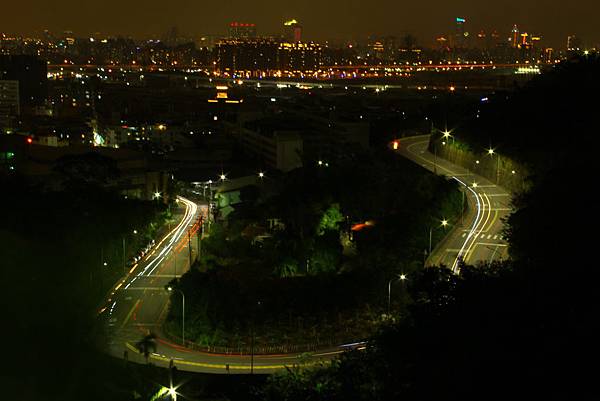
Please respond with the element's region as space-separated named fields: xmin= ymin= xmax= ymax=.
xmin=0 ymin=174 xmax=167 ymax=400
xmin=166 ymin=148 xmax=462 ymax=347
xmin=259 ymin=56 xmax=599 ymax=401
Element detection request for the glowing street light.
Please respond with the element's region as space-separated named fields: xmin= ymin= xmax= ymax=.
xmin=219 ymin=173 xmax=226 ymax=181
xmin=168 ymin=386 xmax=177 ymax=401
xmin=167 ymin=287 xmax=185 ymax=345
xmin=487 ymin=147 xmax=500 ymax=184
xmin=154 ymin=191 xmax=161 ymax=200
xmin=429 ymin=219 xmax=450 ymax=255
xmin=258 ymin=171 xmax=265 ymax=179
xmin=388 ymin=273 xmax=408 ymax=313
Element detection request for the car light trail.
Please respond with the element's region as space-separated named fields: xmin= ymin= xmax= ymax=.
xmin=451 ymin=177 xmax=483 ymax=272
xmin=123 ymin=196 xmax=198 ymax=289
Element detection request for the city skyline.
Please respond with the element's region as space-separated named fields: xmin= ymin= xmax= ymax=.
xmin=1 ymin=0 xmax=599 ymax=48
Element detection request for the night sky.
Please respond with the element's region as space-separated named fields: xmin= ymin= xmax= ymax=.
xmin=2 ymin=0 xmax=598 ymax=47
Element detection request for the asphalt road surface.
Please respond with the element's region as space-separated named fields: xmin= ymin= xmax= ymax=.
xmin=396 ymin=135 xmax=512 ymax=270
xmin=100 ymin=196 xmax=342 ymax=374
xmin=99 ymin=137 xmax=512 ymax=374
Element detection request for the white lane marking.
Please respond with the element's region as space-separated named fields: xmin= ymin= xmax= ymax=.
xmin=451 ymin=177 xmax=483 ymax=272
xmin=464 ymin=191 xmax=493 ymax=263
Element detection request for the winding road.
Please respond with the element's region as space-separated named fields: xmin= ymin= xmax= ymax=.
xmin=99 ymin=135 xmax=512 ymax=374
xmin=396 ymin=135 xmax=511 ymax=270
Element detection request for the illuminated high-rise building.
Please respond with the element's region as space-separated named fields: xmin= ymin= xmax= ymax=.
xmin=567 ymin=35 xmax=582 ymax=51
xmin=284 ymin=19 xmax=302 ymax=43
xmin=228 ymin=22 xmax=257 ymax=39
xmin=277 ymin=42 xmax=322 ymax=72
xmin=0 ymin=80 xmax=19 ymax=129
xmin=215 ymin=38 xmax=278 ymax=75
xmin=511 ymin=25 xmax=520 ymax=48
xmin=454 ymin=17 xmax=467 ymax=48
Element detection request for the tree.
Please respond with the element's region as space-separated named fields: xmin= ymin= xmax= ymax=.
xmin=136 ymin=333 xmax=157 ymax=364
xmin=316 ymin=204 xmax=344 ymax=236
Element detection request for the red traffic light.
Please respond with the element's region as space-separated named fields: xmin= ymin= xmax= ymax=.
xmin=26 ymin=137 xmax=33 ymax=144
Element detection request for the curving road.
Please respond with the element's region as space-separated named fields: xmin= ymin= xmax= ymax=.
xmin=99 ymin=136 xmax=512 ymax=374
xmin=100 ymin=196 xmax=340 ymax=374
xmin=395 ymin=135 xmax=512 ymax=270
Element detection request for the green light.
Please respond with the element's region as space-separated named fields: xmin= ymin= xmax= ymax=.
xmin=149 ymin=387 xmax=169 ymax=401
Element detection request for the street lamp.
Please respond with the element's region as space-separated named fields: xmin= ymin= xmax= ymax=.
xmin=167 ymin=287 xmax=185 ymax=345
xmin=487 ymin=147 xmax=500 ymax=184
xmin=258 ymin=171 xmax=265 ymax=179
xmin=122 ymin=229 xmax=138 ymax=274
xmin=387 ymin=274 xmax=407 ymax=313
xmin=429 ymin=219 xmax=450 ymax=255
xmin=168 ymin=386 xmax=177 ymax=401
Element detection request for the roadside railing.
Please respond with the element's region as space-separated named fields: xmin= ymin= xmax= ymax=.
xmin=162 ymin=329 xmax=361 ymax=355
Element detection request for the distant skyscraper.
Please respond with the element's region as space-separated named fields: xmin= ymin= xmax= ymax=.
xmin=0 ymin=80 xmax=19 ymax=129
xmin=567 ymin=35 xmax=582 ymax=51
xmin=284 ymin=19 xmax=302 ymax=43
xmin=215 ymin=38 xmax=278 ymax=74
xmin=511 ymin=25 xmax=519 ymax=48
xmin=454 ymin=17 xmax=467 ymax=48
xmin=228 ymin=22 xmax=257 ymax=39
xmin=277 ymin=42 xmax=322 ymax=72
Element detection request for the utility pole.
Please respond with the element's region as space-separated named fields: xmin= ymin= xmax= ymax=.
xmin=187 ymin=230 xmax=192 ymax=267
xmin=496 ymin=154 xmax=500 ymax=184
xmin=429 ymin=227 xmax=433 ymax=255
xmin=122 ymin=237 xmax=126 ymax=275
xmin=197 ymin=217 xmax=202 ymax=262
xmin=172 ymin=248 xmax=177 ymax=277
xmin=461 ymin=190 xmax=465 ymax=225
xmin=250 ymin=326 xmax=255 ymax=375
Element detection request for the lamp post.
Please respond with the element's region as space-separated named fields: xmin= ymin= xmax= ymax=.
xmin=488 ymin=148 xmax=500 ymax=184
xmin=167 ymin=287 xmax=185 ymax=345
xmin=387 ymin=274 xmax=407 ymax=314
xmin=429 ymin=219 xmax=449 ymax=255
xmin=186 ymin=228 xmax=192 ymax=268
xmin=122 ymin=229 xmax=138 ymax=275
xmin=431 ymin=126 xmax=453 ymax=174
